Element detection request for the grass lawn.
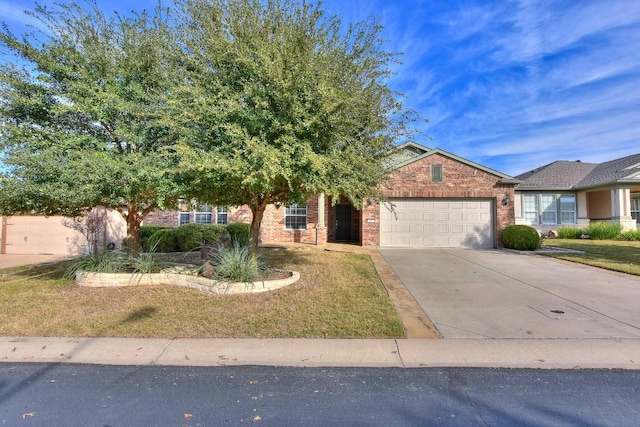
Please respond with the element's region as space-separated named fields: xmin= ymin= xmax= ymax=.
xmin=0 ymin=248 xmax=405 ymax=339
xmin=541 ymin=239 xmax=640 ymax=276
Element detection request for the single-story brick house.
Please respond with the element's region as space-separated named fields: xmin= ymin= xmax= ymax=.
xmin=145 ymin=142 xmax=519 ymax=249
xmin=513 ymin=153 xmax=640 ymax=234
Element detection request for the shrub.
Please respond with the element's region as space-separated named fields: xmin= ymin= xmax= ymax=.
xmin=502 ymin=225 xmax=541 ymax=251
xmin=175 ymin=223 xmax=230 ymax=252
xmin=585 ymin=222 xmax=622 ymax=240
xmin=64 ymin=251 xmax=126 ymax=279
xmin=147 ymin=228 xmax=179 ymax=253
xmin=202 ymin=224 xmax=230 ymax=247
xmin=210 ymin=244 xmax=267 ymax=282
xmin=125 ymin=252 xmax=168 ymax=273
xmin=617 ymin=228 xmax=640 ymax=241
xmin=140 ymin=226 xmax=170 ymax=252
xmin=556 ymin=226 xmax=585 ymax=239
xmin=226 ymin=222 xmax=251 ymax=246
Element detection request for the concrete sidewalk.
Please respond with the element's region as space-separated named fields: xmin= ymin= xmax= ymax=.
xmin=1 ymin=336 xmax=639 ymax=369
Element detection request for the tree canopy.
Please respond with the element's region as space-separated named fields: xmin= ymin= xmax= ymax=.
xmin=0 ymin=1 xmax=182 ymax=250
xmin=171 ymin=0 xmax=416 ymax=251
xmin=0 ymin=0 xmax=417 ymax=253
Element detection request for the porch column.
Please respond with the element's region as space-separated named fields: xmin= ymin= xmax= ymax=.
xmin=576 ymin=192 xmax=589 ymax=226
xmin=610 ymin=187 xmax=636 ymax=230
xmin=317 ymin=192 xmax=325 ymax=228
xmin=315 ymin=193 xmax=327 ymax=245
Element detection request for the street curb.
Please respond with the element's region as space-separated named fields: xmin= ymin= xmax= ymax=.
xmin=2 ymin=337 xmax=639 ymax=370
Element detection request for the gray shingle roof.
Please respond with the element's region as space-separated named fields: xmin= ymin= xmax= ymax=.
xmin=515 ymin=161 xmax=598 ymax=190
xmin=515 ymin=153 xmax=640 ymax=190
xmin=576 ymin=153 xmax=640 ymax=189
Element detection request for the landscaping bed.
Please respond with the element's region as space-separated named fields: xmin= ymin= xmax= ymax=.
xmin=0 ymin=248 xmax=405 ymax=339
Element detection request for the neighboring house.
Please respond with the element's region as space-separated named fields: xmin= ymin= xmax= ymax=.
xmin=145 ymin=142 xmax=519 ymax=249
xmin=514 ymin=153 xmax=640 ymax=234
xmin=0 ymin=207 xmax=126 ymax=255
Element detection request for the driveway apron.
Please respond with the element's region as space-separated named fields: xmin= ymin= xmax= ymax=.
xmin=378 ymin=249 xmax=640 ymax=339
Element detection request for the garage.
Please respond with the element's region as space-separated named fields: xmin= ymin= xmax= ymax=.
xmin=379 ymin=198 xmax=495 ymax=248
xmin=1 ymin=216 xmax=84 ymax=255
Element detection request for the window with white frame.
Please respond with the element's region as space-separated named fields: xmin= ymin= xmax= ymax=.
xmin=178 ymin=199 xmax=191 ymax=225
xmin=285 ymin=203 xmax=307 ymax=230
xmin=216 ymin=206 xmax=228 ymax=224
xmin=540 ymin=194 xmax=557 ymax=224
xmin=522 ymin=194 xmax=539 ymax=223
xmin=632 ymin=194 xmax=640 ymax=222
xmin=560 ymin=195 xmax=577 ymax=224
xmin=521 ymin=194 xmax=576 ymax=225
xmin=194 ymin=203 xmax=213 ymax=224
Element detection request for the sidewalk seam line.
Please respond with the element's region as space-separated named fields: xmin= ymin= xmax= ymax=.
xmin=150 ymin=339 xmax=173 ymax=365
xmin=394 ymin=340 xmax=405 ymax=368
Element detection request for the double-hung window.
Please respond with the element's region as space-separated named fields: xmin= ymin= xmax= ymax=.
xmin=285 ymin=204 xmax=307 ymax=230
xmin=632 ymin=194 xmax=640 ymax=222
xmin=540 ymin=194 xmax=557 ymax=224
xmin=195 ymin=203 xmax=213 ymax=224
xmin=178 ymin=199 xmax=191 ymax=225
xmin=560 ymin=195 xmax=577 ymax=224
xmin=522 ymin=194 xmax=576 ymax=224
xmin=216 ymin=206 xmax=228 ymax=225
xmin=522 ymin=194 xmax=539 ymax=223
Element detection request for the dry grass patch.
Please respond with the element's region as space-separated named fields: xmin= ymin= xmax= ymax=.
xmin=541 ymin=239 xmax=640 ymax=276
xmin=0 ymin=248 xmax=405 ymax=338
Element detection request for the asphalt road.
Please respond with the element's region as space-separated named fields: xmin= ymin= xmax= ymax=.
xmin=1 ymin=363 xmax=639 ymax=426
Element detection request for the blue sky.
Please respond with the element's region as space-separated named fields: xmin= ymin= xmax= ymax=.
xmin=2 ymin=0 xmax=639 ymax=176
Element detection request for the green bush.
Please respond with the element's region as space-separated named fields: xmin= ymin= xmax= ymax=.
xmin=556 ymin=226 xmax=585 ymax=239
xmin=64 ymin=251 xmax=127 ymax=279
xmin=226 ymin=222 xmax=251 ymax=246
xmin=585 ymin=222 xmax=623 ymax=240
xmin=140 ymin=226 xmax=170 ymax=251
xmin=502 ymin=225 xmax=541 ymax=251
xmin=147 ymin=228 xmax=179 ymax=253
xmin=210 ymin=244 xmax=267 ymax=282
xmin=175 ymin=223 xmax=230 ymax=252
xmin=617 ymin=228 xmax=640 ymax=241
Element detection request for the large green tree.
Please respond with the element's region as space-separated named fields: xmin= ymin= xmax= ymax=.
xmin=0 ymin=1 xmax=182 ymax=251
xmin=172 ymin=0 xmax=416 ymax=252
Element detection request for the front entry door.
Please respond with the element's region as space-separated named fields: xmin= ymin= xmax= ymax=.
xmin=335 ymin=204 xmax=352 ymax=241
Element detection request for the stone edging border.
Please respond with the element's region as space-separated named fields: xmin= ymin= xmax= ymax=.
xmin=76 ymin=269 xmax=300 ymax=295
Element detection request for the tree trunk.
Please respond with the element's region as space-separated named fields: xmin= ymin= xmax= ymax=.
xmin=249 ymin=201 xmax=268 ymax=256
xmin=124 ymin=211 xmax=142 ymax=254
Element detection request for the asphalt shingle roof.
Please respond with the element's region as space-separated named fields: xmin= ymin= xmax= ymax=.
xmin=515 ymin=153 xmax=640 ymax=190
xmin=515 ymin=161 xmax=598 ymax=190
xmin=576 ymin=153 xmax=640 ymax=189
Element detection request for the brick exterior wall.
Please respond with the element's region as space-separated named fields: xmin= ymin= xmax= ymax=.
xmin=143 ymin=206 xmax=250 ymax=228
xmin=143 ymin=198 xmax=329 ymax=245
xmin=259 ymin=195 xmax=323 ymax=244
xmin=360 ymin=153 xmax=515 ymax=246
xmin=143 ymin=153 xmax=516 ymax=247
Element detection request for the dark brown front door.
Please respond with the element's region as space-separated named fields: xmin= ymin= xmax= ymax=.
xmin=335 ymin=204 xmax=352 ymax=241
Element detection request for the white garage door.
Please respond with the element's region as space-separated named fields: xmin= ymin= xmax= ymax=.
xmin=3 ymin=216 xmax=85 ymax=255
xmin=380 ymin=199 xmax=494 ymax=248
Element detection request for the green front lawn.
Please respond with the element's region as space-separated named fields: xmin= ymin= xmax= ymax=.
xmin=541 ymin=239 xmax=640 ymax=276
xmin=0 ymin=248 xmax=405 ymax=339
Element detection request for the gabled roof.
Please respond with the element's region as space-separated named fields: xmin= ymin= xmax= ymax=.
xmin=515 ymin=153 xmax=640 ymax=191
xmin=389 ymin=141 xmax=517 ymax=182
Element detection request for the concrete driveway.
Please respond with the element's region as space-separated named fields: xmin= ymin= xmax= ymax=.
xmin=0 ymin=254 xmax=72 ymax=269
xmin=379 ymin=248 xmax=640 ymax=339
